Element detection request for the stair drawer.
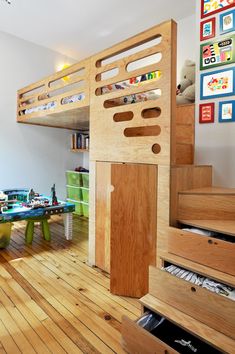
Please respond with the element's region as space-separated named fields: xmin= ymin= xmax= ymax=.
xmin=122 ymin=315 xmax=178 ymax=354
xmin=149 ymin=266 xmax=235 ymax=340
xmin=168 ymin=227 xmax=235 ymax=276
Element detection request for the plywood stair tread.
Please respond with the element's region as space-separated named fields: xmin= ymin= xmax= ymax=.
xmin=179 ymin=219 xmax=235 ymax=237
xmin=140 ymin=294 xmax=235 ymax=354
xmin=179 ymin=186 xmax=235 ymax=195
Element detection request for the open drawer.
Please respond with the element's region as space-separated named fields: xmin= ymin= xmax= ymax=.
xmin=168 ymin=227 xmax=235 ymax=276
xmin=122 ymin=315 xmax=178 ymax=354
xmin=122 ymin=311 xmax=222 ymax=354
xmin=149 ymin=266 xmax=235 ymax=340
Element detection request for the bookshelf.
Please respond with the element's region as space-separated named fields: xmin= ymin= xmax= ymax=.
xmin=70 ymin=131 xmax=89 ymax=151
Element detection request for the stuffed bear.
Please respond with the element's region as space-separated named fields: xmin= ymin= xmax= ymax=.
xmin=176 ymin=59 xmax=195 ymax=105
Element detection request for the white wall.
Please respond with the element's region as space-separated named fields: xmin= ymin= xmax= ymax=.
xmin=0 ymin=31 xmax=83 ymax=199
xmin=177 ymin=14 xmax=197 ymax=83
xmin=195 ymin=4 xmax=235 ymax=188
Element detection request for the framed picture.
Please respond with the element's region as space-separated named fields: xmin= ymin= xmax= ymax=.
xmin=200 ymin=34 xmax=235 ymax=70
xmin=201 ymin=0 xmax=235 ymax=19
xmin=219 ymin=100 xmax=235 ymax=122
xmin=200 ymin=18 xmax=216 ymax=41
xmin=200 ymin=67 xmax=235 ymax=100
xmin=220 ymin=9 xmax=235 ymax=34
xmin=199 ymin=103 xmax=215 ymax=123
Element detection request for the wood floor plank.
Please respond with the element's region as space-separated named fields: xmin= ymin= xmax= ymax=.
xmin=0 ymin=216 xmax=139 ymax=354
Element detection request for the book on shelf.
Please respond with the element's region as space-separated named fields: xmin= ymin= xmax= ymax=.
xmin=71 ymin=132 xmax=89 ymax=150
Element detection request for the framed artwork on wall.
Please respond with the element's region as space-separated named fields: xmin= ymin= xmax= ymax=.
xmin=220 ymin=9 xmax=235 ymax=34
xmin=201 ymin=0 xmax=235 ymax=19
xmin=200 ymin=18 xmax=216 ymax=41
xmin=199 ymin=103 xmax=215 ymax=123
xmin=218 ymin=100 xmax=235 ymax=122
xmin=200 ymin=34 xmax=235 ymax=70
xmin=200 ymin=67 xmax=235 ymax=99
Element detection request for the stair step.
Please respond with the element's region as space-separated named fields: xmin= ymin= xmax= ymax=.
xmin=179 ymin=220 xmax=235 ymax=237
xmin=179 ymin=186 xmax=235 ymax=195
xmin=178 ymin=187 xmax=235 ymax=220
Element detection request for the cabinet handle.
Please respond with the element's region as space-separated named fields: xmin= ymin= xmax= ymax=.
xmin=191 ymin=286 xmax=196 ymax=293
xmin=208 ymin=239 xmax=213 ymax=244
xmin=164 ymin=351 xmax=169 ymax=354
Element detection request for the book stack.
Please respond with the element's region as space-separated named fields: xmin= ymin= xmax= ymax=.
xmin=71 ymin=132 xmax=89 ymax=150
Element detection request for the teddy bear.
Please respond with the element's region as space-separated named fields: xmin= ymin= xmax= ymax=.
xmin=176 ymin=59 xmax=196 ymax=105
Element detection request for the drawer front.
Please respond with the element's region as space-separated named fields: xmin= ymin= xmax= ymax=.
xmin=122 ymin=315 xmax=178 ymax=354
xmin=149 ymin=267 xmax=235 ymax=340
xmin=168 ymin=227 xmax=235 ymax=276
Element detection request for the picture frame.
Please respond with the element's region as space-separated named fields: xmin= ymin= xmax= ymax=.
xmin=199 ymin=103 xmax=215 ymax=123
xmin=200 ymin=67 xmax=235 ymax=100
xmin=218 ymin=100 xmax=235 ymax=122
xmin=201 ymin=0 xmax=235 ymax=19
xmin=200 ymin=18 xmax=216 ymax=41
xmin=200 ymin=34 xmax=235 ymax=70
xmin=220 ymin=9 xmax=235 ymax=34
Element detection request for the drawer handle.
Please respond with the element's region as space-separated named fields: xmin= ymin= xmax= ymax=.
xmin=164 ymin=351 xmax=169 ymax=354
xmin=191 ymin=286 xmax=196 ymax=293
xmin=208 ymin=239 xmax=213 ymax=244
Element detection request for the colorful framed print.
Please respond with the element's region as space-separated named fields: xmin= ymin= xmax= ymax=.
xmin=199 ymin=103 xmax=215 ymax=123
xmin=200 ymin=34 xmax=235 ymax=70
xmin=220 ymin=9 xmax=235 ymax=34
xmin=218 ymin=100 xmax=235 ymax=122
xmin=201 ymin=0 xmax=235 ymax=19
xmin=200 ymin=18 xmax=216 ymax=41
xmin=200 ymin=67 xmax=235 ymax=100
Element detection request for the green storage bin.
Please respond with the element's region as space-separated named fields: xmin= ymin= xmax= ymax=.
xmin=81 ymin=187 xmax=89 ymax=203
xmin=81 ymin=173 xmax=89 ymax=188
xmin=67 ymin=199 xmax=83 ymax=216
xmin=67 ymin=185 xmax=82 ymax=201
xmin=66 ymin=171 xmax=82 ymax=187
xmin=82 ymin=202 xmax=89 ymax=218
xmin=0 ymin=223 xmax=12 ymax=248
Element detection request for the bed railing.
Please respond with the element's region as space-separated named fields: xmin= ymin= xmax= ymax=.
xmin=17 ymin=58 xmax=90 ymax=130
xmin=90 ymin=20 xmax=177 ymax=165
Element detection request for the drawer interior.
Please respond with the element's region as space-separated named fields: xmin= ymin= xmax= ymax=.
xmin=130 ymin=311 xmax=222 ymax=354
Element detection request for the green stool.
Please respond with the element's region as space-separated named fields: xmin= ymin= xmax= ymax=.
xmin=25 ymin=216 xmax=51 ymax=244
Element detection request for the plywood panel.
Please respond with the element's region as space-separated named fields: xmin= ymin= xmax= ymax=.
xmin=110 ymin=164 xmax=157 ymax=297
xmin=90 ymin=20 xmax=177 ymax=166
xmin=95 ymin=162 xmax=111 ymax=273
xmin=170 ymin=165 xmax=212 ymax=227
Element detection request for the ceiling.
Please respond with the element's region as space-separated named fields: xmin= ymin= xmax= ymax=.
xmin=0 ymin=0 xmax=196 ymax=60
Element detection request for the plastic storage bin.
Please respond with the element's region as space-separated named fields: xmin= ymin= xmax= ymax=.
xmin=67 ymin=185 xmax=82 ymax=201
xmin=67 ymin=199 xmax=83 ymax=216
xmin=81 ymin=187 xmax=89 ymax=203
xmin=0 ymin=223 xmax=12 ymax=248
xmin=66 ymin=171 xmax=82 ymax=187
xmin=81 ymin=173 xmax=89 ymax=188
xmin=82 ymin=202 xmax=89 ymax=217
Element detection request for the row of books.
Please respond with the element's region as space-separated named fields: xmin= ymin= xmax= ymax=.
xmin=71 ymin=132 xmax=89 ymax=150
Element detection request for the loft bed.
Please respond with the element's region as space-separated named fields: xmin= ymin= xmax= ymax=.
xmin=17 ymin=58 xmax=90 ymax=130
xmin=17 ymin=25 xmax=194 ymax=163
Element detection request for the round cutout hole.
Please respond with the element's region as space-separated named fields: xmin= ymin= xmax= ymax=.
xmin=191 ymin=287 xmax=196 ymax=293
xmin=152 ymin=143 xmax=161 ymax=154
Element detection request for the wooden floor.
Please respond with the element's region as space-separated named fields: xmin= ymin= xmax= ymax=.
xmin=0 ymin=215 xmax=140 ymax=354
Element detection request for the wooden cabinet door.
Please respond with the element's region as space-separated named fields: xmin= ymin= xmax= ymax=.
xmin=110 ymin=163 xmax=157 ymax=297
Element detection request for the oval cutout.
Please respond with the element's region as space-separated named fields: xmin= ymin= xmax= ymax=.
xmin=96 ymin=68 xmax=119 ymax=82
xmin=124 ymin=125 xmax=161 ymax=137
xmin=99 ymin=35 xmax=162 ymax=66
xmin=142 ymin=107 xmax=161 ymax=119
xmin=152 ymin=144 xmax=161 ymax=154
xmin=113 ymin=111 xmax=133 ymax=122
xmin=104 ymin=89 xmax=161 ymax=108
xmin=127 ymin=53 xmax=162 ymax=72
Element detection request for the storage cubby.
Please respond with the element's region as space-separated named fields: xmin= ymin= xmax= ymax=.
xmin=66 ymin=171 xmax=89 ymax=218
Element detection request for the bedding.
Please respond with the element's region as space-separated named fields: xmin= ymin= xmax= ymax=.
xmin=101 ymin=71 xmax=161 ymax=106
xmin=22 ymin=93 xmax=85 ymax=115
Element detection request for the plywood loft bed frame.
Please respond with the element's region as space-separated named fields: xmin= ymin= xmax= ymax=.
xmin=16 ymin=19 xmax=235 ymax=353
xmin=17 ymin=58 xmax=90 ymax=130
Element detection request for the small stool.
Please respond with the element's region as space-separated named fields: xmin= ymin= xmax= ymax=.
xmin=25 ymin=216 xmax=51 ymax=244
